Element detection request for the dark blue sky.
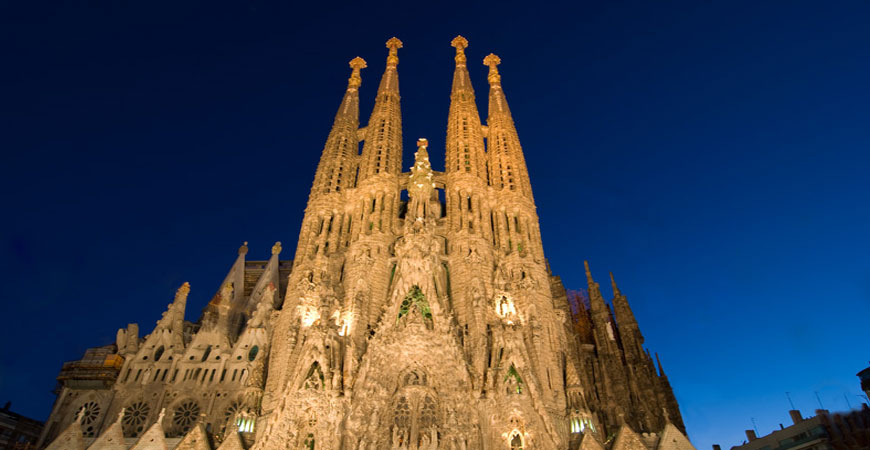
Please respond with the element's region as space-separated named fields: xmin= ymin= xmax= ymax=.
xmin=2 ymin=1 xmax=868 ymax=448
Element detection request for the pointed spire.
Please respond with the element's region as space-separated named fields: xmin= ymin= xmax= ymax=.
xmin=656 ymin=352 xmax=666 ymax=377
xmin=610 ymin=271 xmax=621 ymax=297
xmin=310 ymin=57 xmax=366 ymax=196
xmin=88 ymin=408 xmax=126 ymax=450
xmin=155 ymin=282 xmax=189 ymax=344
xmin=44 ymin=411 xmax=85 ymax=450
xmin=175 ymin=423 xmax=211 ymax=450
xmin=611 ymin=271 xmax=639 ymax=328
xmin=131 ymin=409 xmax=168 ymax=450
xmin=584 ymin=261 xmax=607 ymax=315
xmin=359 ymin=38 xmax=403 ymax=182
xmin=406 ymin=138 xmax=437 ymax=224
xmin=446 ymin=36 xmax=486 ymax=178
xmin=484 ymin=53 xmax=534 ymax=199
xmin=238 ymin=241 xmax=248 ymax=256
xmin=216 ymin=426 xmax=246 ymax=450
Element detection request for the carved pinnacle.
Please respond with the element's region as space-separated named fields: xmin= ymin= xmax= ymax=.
xmin=349 ymin=57 xmax=367 ymax=70
xmin=452 ymin=36 xmax=468 ymax=65
xmin=386 ymin=37 xmax=403 ymax=50
xmin=417 ymin=138 xmax=428 ymax=148
xmin=484 ymin=53 xmax=502 ymax=85
xmin=386 ymin=37 xmax=403 ymax=67
xmin=348 ymin=57 xmax=366 ymax=89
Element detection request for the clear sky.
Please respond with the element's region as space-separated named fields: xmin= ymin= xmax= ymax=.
xmin=1 ymin=1 xmax=868 ymax=448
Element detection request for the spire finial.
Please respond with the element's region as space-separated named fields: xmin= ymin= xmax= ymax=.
xmin=175 ymin=282 xmax=191 ymax=302
xmin=348 ymin=57 xmax=367 ymax=89
xmin=451 ymin=35 xmax=468 ymax=65
xmin=610 ymin=272 xmax=622 ymax=297
xmin=584 ymin=260 xmax=593 ymax=281
xmin=483 ymin=53 xmax=502 ymax=86
xmin=417 ymin=138 xmax=428 ymax=149
xmin=271 ymin=241 xmax=282 ymax=255
xmin=238 ymin=241 xmax=249 ymax=255
xmin=386 ymin=37 xmax=403 ymax=67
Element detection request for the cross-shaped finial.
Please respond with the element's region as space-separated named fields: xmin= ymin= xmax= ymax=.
xmin=452 ymin=36 xmax=468 ymax=65
xmin=349 ymin=57 xmax=367 ymax=70
xmin=386 ymin=37 xmax=403 ymax=52
xmin=348 ymin=57 xmax=367 ymax=89
xmin=386 ymin=37 xmax=403 ymax=67
xmin=484 ymin=53 xmax=502 ymax=85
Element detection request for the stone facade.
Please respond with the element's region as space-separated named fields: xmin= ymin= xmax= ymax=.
xmin=38 ymin=37 xmax=692 ymax=450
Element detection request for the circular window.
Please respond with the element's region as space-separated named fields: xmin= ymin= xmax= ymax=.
xmin=172 ymin=401 xmax=200 ymax=435
xmin=122 ymin=402 xmax=150 ymax=437
xmin=76 ymin=401 xmax=101 ymax=437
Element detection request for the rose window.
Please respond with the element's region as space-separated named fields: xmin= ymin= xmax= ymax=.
xmin=171 ymin=401 xmax=200 ymax=434
xmin=122 ymin=402 xmax=150 ymax=437
xmin=76 ymin=401 xmax=101 ymax=437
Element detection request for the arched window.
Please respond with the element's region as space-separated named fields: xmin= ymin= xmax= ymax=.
xmin=397 ymin=286 xmax=432 ymax=322
xmin=201 ymin=345 xmax=212 ymax=362
xmin=248 ymin=345 xmax=259 ymax=362
xmin=303 ymin=433 xmax=315 ymax=450
xmin=504 ymin=365 xmax=523 ymax=395
xmin=303 ymin=361 xmax=325 ymax=390
xmin=510 ymin=433 xmax=524 ymax=450
xmin=154 ymin=346 xmax=165 ymax=362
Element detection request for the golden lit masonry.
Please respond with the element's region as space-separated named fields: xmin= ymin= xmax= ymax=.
xmin=39 ymin=36 xmax=692 ymax=450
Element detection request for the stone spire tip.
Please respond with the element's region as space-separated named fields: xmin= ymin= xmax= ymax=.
xmin=271 ymin=241 xmax=282 ymax=255
xmin=348 ymin=57 xmax=366 ymax=89
xmin=386 ymin=37 xmax=403 ymax=50
xmin=386 ymin=37 xmax=403 ymax=67
xmin=452 ymin=36 xmax=468 ymax=65
xmin=484 ymin=53 xmax=502 ymax=85
xmin=239 ymin=241 xmax=249 ymax=255
xmin=176 ymin=282 xmax=191 ymax=300
xmin=610 ymin=272 xmax=621 ymax=296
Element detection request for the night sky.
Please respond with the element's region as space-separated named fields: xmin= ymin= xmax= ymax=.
xmin=2 ymin=1 xmax=869 ymax=448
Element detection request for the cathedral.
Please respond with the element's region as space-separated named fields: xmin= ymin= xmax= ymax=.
xmin=38 ymin=37 xmax=695 ymax=450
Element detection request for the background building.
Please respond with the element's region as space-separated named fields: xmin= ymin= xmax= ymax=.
xmin=0 ymin=402 xmax=43 ymax=450
xmin=728 ymin=408 xmax=870 ymax=450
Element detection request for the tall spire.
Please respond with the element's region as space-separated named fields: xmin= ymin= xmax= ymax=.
xmin=310 ymin=57 xmax=367 ymax=196
xmin=584 ymin=261 xmax=607 ymax=315
xmin=655 ymin=352 xmax=666 ymax=378
xmin=484 ymin=53 xmax=533 ymax=199
xmin=611 ymin=272 xmax=638 ymax=327
xmin=446 ymin=36 xmax=486 ymax=178
xmin=359 ymin=37 xmax=404 ymax=182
